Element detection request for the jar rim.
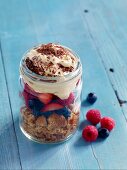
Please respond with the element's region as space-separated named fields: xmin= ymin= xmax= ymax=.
xmin=20 ymin=44 xmax=82 ymax=84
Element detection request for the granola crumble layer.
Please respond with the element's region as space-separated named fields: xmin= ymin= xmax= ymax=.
xmin=20 ymin=106 xmax=79 ymax=143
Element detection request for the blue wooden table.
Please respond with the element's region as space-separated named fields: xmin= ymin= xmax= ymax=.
xmin=1 ymin=0 xmax=127 ymax=169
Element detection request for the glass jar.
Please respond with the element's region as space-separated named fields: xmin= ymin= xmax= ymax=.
xmin=19 ymin=45 xmax=82 ymax=144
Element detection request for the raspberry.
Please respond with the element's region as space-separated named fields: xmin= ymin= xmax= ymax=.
xmin=101 ymin=117 xmax=115 ymax=131
xmin=86 ymin=109 xmax=101 ymax=125
xmin=82 ymin=125 xmax=98 ymax=142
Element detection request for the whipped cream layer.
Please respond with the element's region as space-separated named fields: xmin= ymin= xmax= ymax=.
xmin=20 ymin=43 xmax=82 ymax=99
xmin=25 ymin=43 xmax=78 ymax=77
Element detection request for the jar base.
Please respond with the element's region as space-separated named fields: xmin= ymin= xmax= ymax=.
xmin=20 ymin=124 xmax=77 ymax=144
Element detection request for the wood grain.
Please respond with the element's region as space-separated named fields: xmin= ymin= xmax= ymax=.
xmin=80 ymin=0 xmax=127 ymax=169
xmin=0 ymin=43 xmax=21 ymax=170
xmin=80 ymin=0 xmax=127 ymax=117
xmin=1 ymin=0 xmax=127 ymax=169
xmin=0 ymin=0 xmax=99 ymax=169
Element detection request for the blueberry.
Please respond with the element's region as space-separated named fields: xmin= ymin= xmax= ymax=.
xmin=32 ymin=109 xmax=42 ymax=117
xmin=41 ymin=111 xmax=52 ymax=118
xmin=28 ymin=99 xmax=44 ymax=117
xmin=98 ymin=128 xmax=110 ymax=139
xmin=56 ymin=107 xmax=71 ymax=118
xmin=87 ymin=93 xmax=97 ymax=104
xmin=34 ymin=99 xmax=44 ymax=109
xmin=28 ymin=100 xmax=34 ymax=109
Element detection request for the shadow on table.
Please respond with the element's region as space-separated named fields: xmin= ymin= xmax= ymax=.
xmin=0 ymin=118 xmax=21 ymax=169
xmin=78 ymin=120 xmax=90 ymax=131
xmin=81 ymin=99 xmax=92 ymax=107
xmin=71 ymin=120 xmax=90 ymax=147
xmin=13 ymin=117 xmax=67 ymax=166
xmin=74 ymin=136 xmax=90 ymax=147
xmin=74 ymin=120 xmax=105 ymax=147
xmin=73 ymin=133 xmax=105 ymax=148
xmin=2 ymin=116 xmax=105 ymax=168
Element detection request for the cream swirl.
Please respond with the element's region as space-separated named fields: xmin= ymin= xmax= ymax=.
xmin=25 ymin=43 xmax=78 ymax=77
xmin=20 ymin=68 xmax=82 ymax=99
xmin=20 ymin=43 xmax=82 ymax=99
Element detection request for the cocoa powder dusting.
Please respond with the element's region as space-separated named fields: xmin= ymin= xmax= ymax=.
xmin=37 ymin=43 xmax=67 ymax=57
xmin=26 ymin=58 xmax=45 ymax=76
xmin=25 ymin=43 xmax=76 ymax=76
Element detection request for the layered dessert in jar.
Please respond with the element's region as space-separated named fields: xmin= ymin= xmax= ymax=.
xmin=19 ymin=43 xmax=82 ymax=143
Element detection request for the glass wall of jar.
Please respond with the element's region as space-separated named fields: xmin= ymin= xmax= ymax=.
xmin=19 ymin=45 xmax=82 ymax=143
